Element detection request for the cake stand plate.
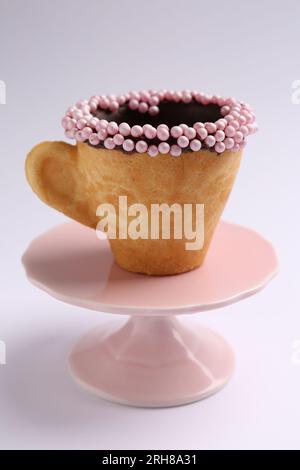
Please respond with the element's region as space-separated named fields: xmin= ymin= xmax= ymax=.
xmin=22 ymin=221 xmax=278 ymax=407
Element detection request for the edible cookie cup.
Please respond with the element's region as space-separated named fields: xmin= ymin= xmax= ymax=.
xmin=26 ymin=90 xmax=257 ymax=275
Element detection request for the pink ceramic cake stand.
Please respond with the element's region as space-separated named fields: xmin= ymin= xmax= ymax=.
xmin=22 ymin=221 xmax=278 ymax=407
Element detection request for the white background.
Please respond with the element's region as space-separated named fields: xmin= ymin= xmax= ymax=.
xmin=0 ymin=0 xmax=300 ymax=450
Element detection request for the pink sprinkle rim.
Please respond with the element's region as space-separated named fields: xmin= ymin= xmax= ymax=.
xmin=62 ymin=90 xmax=258 ymax=157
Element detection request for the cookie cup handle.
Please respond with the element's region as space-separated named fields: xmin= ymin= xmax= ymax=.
xmin=25 ymin=141 xmax=88 ymax=224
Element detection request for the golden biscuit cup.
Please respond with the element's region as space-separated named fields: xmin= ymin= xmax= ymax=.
xmin=26 ymin=141 xmax=242 ymax=275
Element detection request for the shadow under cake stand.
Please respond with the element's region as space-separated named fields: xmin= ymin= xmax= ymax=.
xmin=22 ymin=221 xmax=278 ymax=407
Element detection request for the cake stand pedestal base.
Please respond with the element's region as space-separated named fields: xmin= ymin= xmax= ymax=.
xmin=69 ymin=315 xmax=234 ymax=407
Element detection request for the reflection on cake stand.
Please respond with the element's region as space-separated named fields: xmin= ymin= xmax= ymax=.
xmin=22 ymin=221 xmax=278 ymax=407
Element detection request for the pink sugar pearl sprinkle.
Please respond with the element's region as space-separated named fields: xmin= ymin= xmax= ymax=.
xmin=184 ymin=127 xmax=196 ymax=139
xmin=143 ymin=124 xmax=156 ymax=139
xmin=104 ymin=137 xmax=115 ymax=149
xmin=215 ymin=142 xmax=226 ymax=154
xmin=113 ymin=134 xmax=124 ymax=146
xmin=136 ymin=140 xmax=148 ymax=153
xmin=148 ymin=145 xmax=159 ymax=157
xmin=109 ymin=101 xmax=119 ymax=112
xmin=171 ymin=126 xmax=183 ymax=138
xmin=157 ymin=125 xmax=169 ymax=141
xmin=63 ymin=90 xmax=257 ymax=155
xmin=98 ymin=128 xmax=108 ymax=140
xmin=197 ymin=127 xmax=208 ymax=140
xmin=180 ymin=123 xmax=188 ymax=132
xmin=129 ymin=99 xmax=139 ymax=110
xmin=76 ymin=118 xmax=87 ymax=130
xmin=216 ymin=119 xmax=227 ymax=130
xmin=65 ymin=129 xmax=76 ymax=139
xmin=177 ymin=136 xmax=189 ymax=148
xmin=158 ymin=142 xmax=170 ymax=154
xmin=190 ymin=139 xmax=202 ymax=151
xmin=81 ymin=127 xmax=93 ymax=139
xmin=215 ymin=130 xmax=225 ymax=142
xmin=107 ymin=121 xmax=119 ymax=135
xmin=89 ymin=133 xmax=100 ymax=145
xmin=123 ymin=139 xmax=135 ymax=152
xmin=88 ymin=117 xmax=99 ymax=128
xmin=205 ymin=135 xmax=216 ymax=148
xmin=131 ymin=125 xmax=143 ymax=138
xmin=119 ymin=122 xmax=131 ymax=136
xmin=234 ymin=131 xmax=244 ymax=143
xmin=224 ymin=137 xmax=234 ymax=149
xmin=225 ymin=125 xmax=236 ymax=137
xmin=96 ymin=119 xmax=108 ymax=131
xmin=205 ymin=122 xmax=217 ymax=134
xmin=138 ymin=102 xmax=148 ymax=113
xmin=76 ymin=130 xmax=86 ymax=142
xmin=170 ymin=145 xmax=182 ymax=157
xmin=149 ymin=106 xmax=159 ymax=116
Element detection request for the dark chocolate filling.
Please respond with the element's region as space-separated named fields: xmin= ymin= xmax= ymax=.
xmin=89 ymin=100 xmax=222 ymax=152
